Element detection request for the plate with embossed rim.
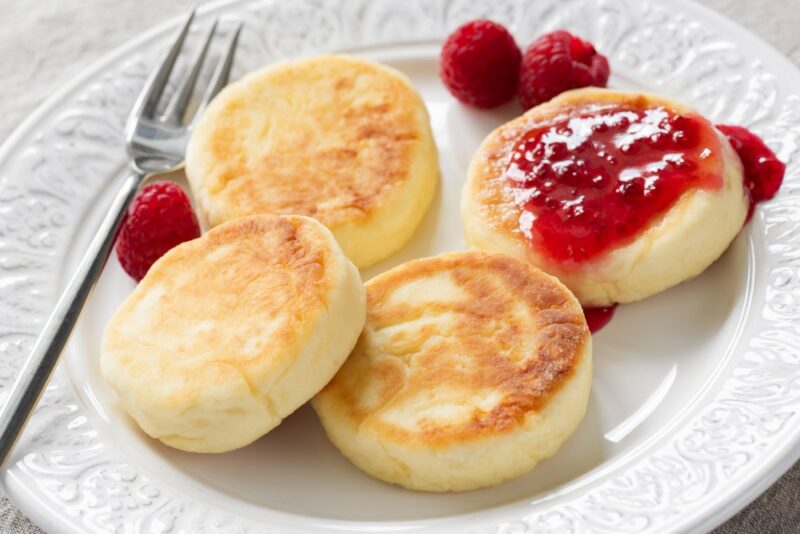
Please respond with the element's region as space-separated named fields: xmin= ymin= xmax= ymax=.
xmin=1 ymin=0 xmax=799 ymax=532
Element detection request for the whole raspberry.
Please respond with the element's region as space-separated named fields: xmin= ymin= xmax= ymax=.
xmin=518 ymin=30 xmax=610 ymax=110
xmin=440 ymin=20 xmax=522 ymax=109
xmin=115 ymin=181 xmax=201 ymax=281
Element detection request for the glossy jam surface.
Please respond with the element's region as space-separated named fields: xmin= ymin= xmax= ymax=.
xmin=716 ymin=124 xmax=785 ymax=220
xmin=505 ymin=104 xmax=724 ymax=263
xmin=583 ymin=304 xmax=617 ymax=333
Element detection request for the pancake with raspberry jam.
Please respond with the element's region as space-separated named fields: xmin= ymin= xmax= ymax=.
xmin=462 ymin=88 xmax=747 ymax=306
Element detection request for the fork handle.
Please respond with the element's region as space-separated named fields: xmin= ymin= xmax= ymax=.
xmin=0 ymin=170 xmax=144 ymax=469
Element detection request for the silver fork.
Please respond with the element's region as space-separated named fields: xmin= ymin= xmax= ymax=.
xmin=0 ymin=10 xmax=242 ymax=468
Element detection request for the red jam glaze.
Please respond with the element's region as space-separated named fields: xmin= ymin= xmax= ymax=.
xmin=716 ymin=124 xmax=785 ymax=220
xmin=505 ymin=104 xmax=724 ymax=263
xmin=583 ymin=304 xmax=617 ymax=333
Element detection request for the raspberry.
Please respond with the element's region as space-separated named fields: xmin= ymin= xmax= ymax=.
xmin=517 ymin=30 xmax=610 ymax=110
xmin=440 ymin=20 xmax=521 ymax=109
xmin=115 ymin=181 xmax=201 ymax=281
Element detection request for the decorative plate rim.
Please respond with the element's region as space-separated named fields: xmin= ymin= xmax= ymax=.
xmin=1 ymin=0 xmax=800 ymax=532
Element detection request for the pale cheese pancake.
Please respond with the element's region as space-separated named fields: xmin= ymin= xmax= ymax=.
xmin=186 ymin=55 xmax=439 ymax=268
xmin=102 ymin=215 xmax=366 ymax=453
xmin=462 ymin=88 xmax=748 ymax=306
xmin=313 ymin=251 xmax=591 ymax=491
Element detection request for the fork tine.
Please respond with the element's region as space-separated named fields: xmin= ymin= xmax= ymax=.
xmin=191 ymin=22 xmax=243 ymax=124
xmin=162 ymin=18 xmax=219 ymax=124
xmin=127 ymin=10 xmax=195 ymax=124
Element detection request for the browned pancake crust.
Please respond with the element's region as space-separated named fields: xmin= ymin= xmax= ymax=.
xmin=192 ymin=55 xmax=427 ymax=228
xmin=319 ymin=252 xmax=589 ymax=447
xmin=107 ymin=214 xmax=337 ymax=391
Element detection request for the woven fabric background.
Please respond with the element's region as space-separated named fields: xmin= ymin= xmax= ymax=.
xmin=1 ymin=0 xmax=799 ymax=532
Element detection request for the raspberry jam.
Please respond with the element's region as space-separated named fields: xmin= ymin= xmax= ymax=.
xmin=716 ymin=124 xmax=785 ymax=220
xmin=505 ymin=103 xmax=724 ymax=263
xmin=583 ymin=304 xmax=617 ymax=333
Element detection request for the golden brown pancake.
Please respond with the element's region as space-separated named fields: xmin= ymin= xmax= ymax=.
xmin=102 ymin=215 xmax=366 ymax=453
xmin=185 ymin=54 xmax=439 ymax=268
xmin=313 ymin=251 xmax=591 ymax=491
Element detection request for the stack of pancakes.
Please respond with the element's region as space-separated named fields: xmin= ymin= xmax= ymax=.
xmin=102 ymin=56 xmax=745 ymax=492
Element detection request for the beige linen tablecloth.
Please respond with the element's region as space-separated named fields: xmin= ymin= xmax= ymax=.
xmin=1 ymin=0 xmax=799 ymax=532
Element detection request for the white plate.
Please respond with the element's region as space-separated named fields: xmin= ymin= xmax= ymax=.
xmin=2 ymin=0 xmax=799 ymax=532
